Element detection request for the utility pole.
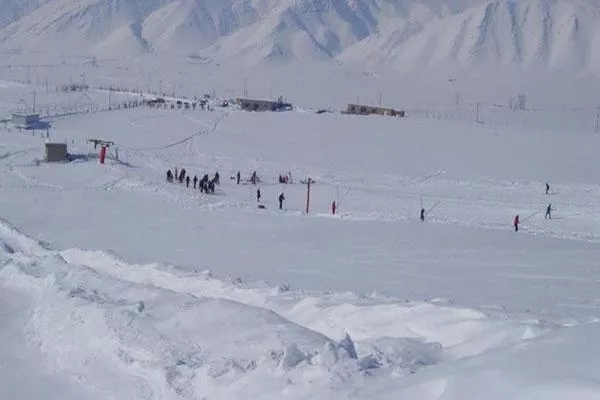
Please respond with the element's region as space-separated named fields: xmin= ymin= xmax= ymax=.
xmin=32 ymin=91 xmax=36 ymax=113
xmin=26 ymin=65 xmax=30 ymax=84
xmin=159 ymin=80 xmax=163 ymax=96
xmin=243 ymin=78 xmax=247 ymax=97
xmin=595 ymin=105 xmax=600 ymax=134
xmin=108 ymin=89 xmax=112 ymax=110
xmin=379 ymin=91 xmax=382 ymax=106
xmin=475 ymin=102 xmax=480 ymax=123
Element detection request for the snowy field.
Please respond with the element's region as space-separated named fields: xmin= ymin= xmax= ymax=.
xmin=2 ymin=67 xmax=600 ymax=399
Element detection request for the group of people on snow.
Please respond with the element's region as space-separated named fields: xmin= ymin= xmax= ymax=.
xmin=416 ymin=182 xmax=556 ymax=232
xmin=256 ymin=186 xmax=285 ymax=209
xmin=512 ymin=183 xmax=554 ymax=232
xmin=166 ymin=168 xmax=220 ymax=194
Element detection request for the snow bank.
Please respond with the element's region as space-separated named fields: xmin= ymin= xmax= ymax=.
xmin=0 ymin=220 xmax=449 ymax=399
xmin=2 ymin=219 xmax=595 ymax=399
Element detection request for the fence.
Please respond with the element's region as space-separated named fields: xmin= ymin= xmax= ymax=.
xmin=407 ymin=104 xmax=600 ymax=134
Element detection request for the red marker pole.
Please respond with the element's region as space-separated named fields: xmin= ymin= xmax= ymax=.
xmin=99 ymin=146 xmax=107 ymax=164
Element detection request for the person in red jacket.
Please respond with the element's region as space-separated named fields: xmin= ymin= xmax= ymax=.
xmin=514 ymin=214 xmax=520 ymax=232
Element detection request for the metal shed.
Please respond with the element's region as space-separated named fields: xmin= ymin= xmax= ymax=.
xmin=12 ymin=113 xmax=40 ymax=129
xmin=45 ymin=142 xmax=68 ymax=162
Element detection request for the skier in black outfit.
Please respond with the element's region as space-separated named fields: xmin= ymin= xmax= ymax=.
xmin=545 ymin=204 xmax=552 ymax=219
xmin=420 ymin=208 xmax=425 ymax=222
xmin=257 ymin=188 xmax=261 ymax=202
xmin=193 ymin=175 xmax=198 ymax=189
xmin=213 ymin=172 xmax=220 ymax=185
xmin=237 ymin=171 xmax=241 ymax=185
xmin=545 ymin=182 xmax=550 ymax=195
xmin=186 ymin=175 xmax=190 ymax=188
xmin=166 ymin=170 xmax=173 ymax=182
xmin=278 ymin=193 xmax=285 ymax=210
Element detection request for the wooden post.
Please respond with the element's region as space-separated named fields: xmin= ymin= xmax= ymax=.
xmin=306 ymin=178 xmax=311 ymax=214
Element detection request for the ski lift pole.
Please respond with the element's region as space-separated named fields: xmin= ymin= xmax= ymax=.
xmin=521 ymin=210 xmax=540 ymax=223
xmin=306 ymin=178 xmax=311 ymax=214
xmin=425 ymin=201 xmax=441 ymax=216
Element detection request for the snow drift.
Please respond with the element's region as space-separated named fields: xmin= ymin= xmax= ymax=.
xmin=3 ymin=218 xmax=595 ymax=399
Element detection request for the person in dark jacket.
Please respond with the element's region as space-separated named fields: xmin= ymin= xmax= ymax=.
xmin=166 ymin=170 xmax=173 ymax=182
xmin=420 ymin=208 xmax=425 ymax=222
xmin=186 ymin=175 xmax=190 ymax=188
xmin=545 ymin=182 xmax=550 ymax=195
xmin=213 ymin=172 xmax=220 ymax=185
xmin=278 ymin=193 xmax=285 ymax=210
xmin=193 ymin=175 xmax=198 ymax=189
xmin=514 ymin=214 xmax=520 ymax=232
xmin=237 ymin=171 xmax=241 ymax=185
xmin=257 ymin=188 xmax=261 ymax=202
xmin=545 ymin=204 xmax=552 ymax=219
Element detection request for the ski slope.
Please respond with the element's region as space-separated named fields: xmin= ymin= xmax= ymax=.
xmin=1 ymin=79 xmax=600 ymax=399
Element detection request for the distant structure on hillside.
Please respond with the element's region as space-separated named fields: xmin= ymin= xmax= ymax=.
xmin=12 ymin=113 xmax=40 ymax=129
xmin=237 ymin=97 xmax=292 ymax=112
xmin=44 ymin=142 xmax=68 ymax=162
xmin=344 ymin=104 xmax=405 ymax=118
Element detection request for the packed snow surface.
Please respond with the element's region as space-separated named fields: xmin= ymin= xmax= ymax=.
xmin=2 ymin=56 xmax=600 ymax=398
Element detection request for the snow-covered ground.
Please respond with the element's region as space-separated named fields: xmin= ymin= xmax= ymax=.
xmin=1 ymin=70 xmax=600 ymax=399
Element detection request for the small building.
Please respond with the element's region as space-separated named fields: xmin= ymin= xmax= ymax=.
xmin=12 ymin=113 xmax=40 ymax=129
xmin=237 ymin=97 xmax=292 ymax=112
xmin=45 ymin=142 xmax=68 ymax=162
xmin=345 ymin=104 xmax=405 ymax=118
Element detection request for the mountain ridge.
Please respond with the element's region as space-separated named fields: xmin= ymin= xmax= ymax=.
xmin=0 ymin=0 xmax=598 ymax=74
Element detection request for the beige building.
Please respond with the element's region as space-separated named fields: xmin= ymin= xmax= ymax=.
xmin=345 ymin=104 xmax=405 ymax=118
xmin=237 ymin=97 xmax=292 ymax=112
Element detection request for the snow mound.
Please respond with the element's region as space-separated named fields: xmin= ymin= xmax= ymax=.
xmin=0 ymin=219 xmax=472 ymax=398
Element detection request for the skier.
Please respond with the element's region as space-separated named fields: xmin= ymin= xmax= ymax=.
xmin=331 ymin=200 xmax=336 ymax=215
xmin=174 ymin=168 xmax=178 ymax=182
xmin=193 ymin=175 xmax=198 ymax=189
xmin=166 ymin=170 xmax=173 ymax=183
xmin=278 ymin=193 xmax=285 ymax=210
xmin=420 ymin=208 xmax=425 ymax=222
xmin=514 ymin=214 xmax=520 ymax=232
xmin=214 ymin=171 xmax=220 ymax=185
xmin=257 ymin=188 xmax=261 ymax=202
xmin=545 ymin=182 xmax=550 ymax=195
xmin=545 ymin=204 xmax=552 ymax=219
xmin=251 ymin=171 xmax=258 ymax=185
xmin=186 ymin=175 xmax=190 ymax=188
xmin=236 ymin=171 xmax=241 ymax=185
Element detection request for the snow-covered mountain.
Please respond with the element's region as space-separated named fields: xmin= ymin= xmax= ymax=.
xmin=0 ymin=0 xmax=599 ymax=73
